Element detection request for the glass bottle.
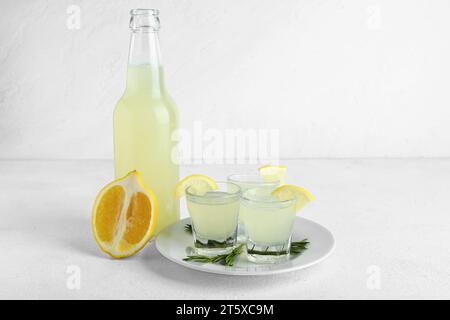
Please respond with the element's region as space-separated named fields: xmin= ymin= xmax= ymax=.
xmin=114 ymin=9 xmax=179 ymax=234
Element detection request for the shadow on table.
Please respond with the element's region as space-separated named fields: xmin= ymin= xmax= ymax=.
xmin=21 ymin=210 xmax=100 ymax=258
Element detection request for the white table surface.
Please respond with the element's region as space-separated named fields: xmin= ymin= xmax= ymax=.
xmin=1 ymin=159 xmax=449 ymax=299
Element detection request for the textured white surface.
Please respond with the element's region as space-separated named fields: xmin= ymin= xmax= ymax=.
xmin=1 ymin=159 xmax=449 ymax=299
xmin=1 ymin=0 xmax=450 ymax=159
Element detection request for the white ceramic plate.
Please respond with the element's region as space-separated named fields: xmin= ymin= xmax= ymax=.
xmin=155 ymin=217 xmax=335 ymax=276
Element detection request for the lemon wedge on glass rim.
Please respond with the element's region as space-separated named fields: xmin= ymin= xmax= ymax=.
xmin=258 ymin=165 xmax=287 ymax=184
xmin=271 ymin=184 xmax=314 ymax=211
xmin=91 ymin=170 xmax=157 ymax=258
xmin=174 ymin=174 xmax=218 ymax=197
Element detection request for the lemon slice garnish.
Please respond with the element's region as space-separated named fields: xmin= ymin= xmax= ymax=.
xmin=258 ymin=165 xmax=287 ymax=184
xmin=271 ymin=184 xmax=314 ymax=211
xmin=174 ymin=174 xmax=218 ymax=197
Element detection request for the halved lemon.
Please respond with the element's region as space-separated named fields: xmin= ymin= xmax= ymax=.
xmin=271 ymin=184 xmax=314 ymax=211
xmin=91 ymin=170 xmax=157 ymax=259
xmin=258 ymin=165 xmax=287 ymax=184
xmin=174 ymin=174 xmax=218 ymax=197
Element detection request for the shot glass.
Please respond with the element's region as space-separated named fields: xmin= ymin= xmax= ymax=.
xmin=227 ymin=174 xmax=280 ymax=242
xmin=186 ymin=181 xmax=241 ymax=255
xmin=240 ymin=187 xmax=297 ymax=263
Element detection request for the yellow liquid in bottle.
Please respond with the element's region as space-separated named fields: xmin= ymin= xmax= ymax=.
xmin=114 ymin=65 xmax=179 ymax=235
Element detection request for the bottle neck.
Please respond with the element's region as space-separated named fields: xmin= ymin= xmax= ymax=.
xmin=126 ymin=31 xmax=165 ymax=95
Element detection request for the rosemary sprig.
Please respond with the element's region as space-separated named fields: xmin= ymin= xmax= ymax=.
xmin=290 ymin=239 xmax=310 ymax=255
xmin=183 ymin=224 xmax=309 ymax=265
xmin=183 ymin=244 xmax=244 ymax=266
xmin=195 ymin=239 xmax=232 ymax=248
xmin=246 ymin=239 xmax=309 ymax=256
xmin=184 ymin=224 xmax=193 ymax=233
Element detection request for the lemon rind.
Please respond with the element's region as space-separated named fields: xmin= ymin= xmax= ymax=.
xmin=271 ymin=184 xmax=314 ymax=208
xmin=174 ymin=174 xmax=218 ymax=198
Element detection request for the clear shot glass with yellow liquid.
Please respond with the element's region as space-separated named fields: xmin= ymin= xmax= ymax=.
xmin=227 ymin=174 xmax=280 ymax=242
xmin=240 ymin=187 xmax=297 ymax=264
xmin=186 ymin=182 xmax=241 ymax=255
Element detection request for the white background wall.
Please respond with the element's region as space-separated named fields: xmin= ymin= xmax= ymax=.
xmin=1 ymin=0 xmax=449 ymax=159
